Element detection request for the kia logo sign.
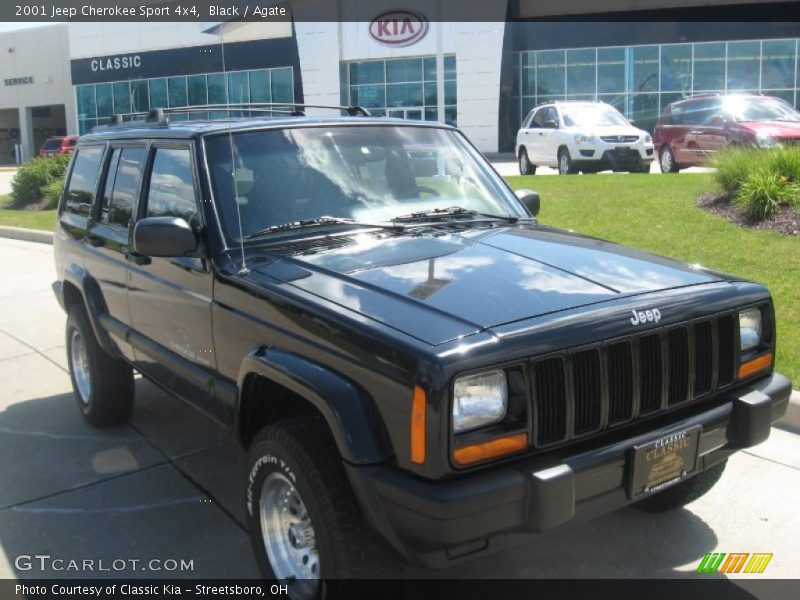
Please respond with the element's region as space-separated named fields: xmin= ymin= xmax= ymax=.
xmin=369 ymin=10 xmax=428 ymax=47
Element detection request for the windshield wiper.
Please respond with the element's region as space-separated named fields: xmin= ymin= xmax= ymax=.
xmin=392 ymin=206 xmax=520 ymax=224
xmin=245 ymin=216 xmax=402 ymax=240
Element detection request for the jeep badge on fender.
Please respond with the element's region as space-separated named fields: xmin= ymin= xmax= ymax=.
xmin=630 ymin=308 xmax=662 ymax=325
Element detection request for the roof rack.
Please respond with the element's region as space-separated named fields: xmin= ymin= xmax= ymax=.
xmin=95 ymin=103 xmax=372 ymax=130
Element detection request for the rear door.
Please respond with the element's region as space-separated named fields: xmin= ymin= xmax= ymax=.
xmin=83 ymin=143 xmax=147 ymax=361
xmin=127 ymin=142 xmax=221 ymax=422
xmin=694 ymin=99 xmax=728 ymax=158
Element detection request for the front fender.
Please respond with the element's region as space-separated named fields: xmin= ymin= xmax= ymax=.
xmin=237 ymin=347 xmax=392 ymax=465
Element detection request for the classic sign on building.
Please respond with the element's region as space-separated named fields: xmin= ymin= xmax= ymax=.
xmin=369 ymin=10 xmax=428 ymax=46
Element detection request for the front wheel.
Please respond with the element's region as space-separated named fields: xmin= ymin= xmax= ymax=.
xmin=632 ymin=460 xmax=727 ymax=513
xmin=659 ymin=145 xmax=680 ymax=173
xmin=246 ymin=416 xmax=393 ymax=597
xmin=66 ymin=304 xmax=134 ymax=427
xmin=518 ymin=148 xmax=536 ymax=175
xmin=558 ymin=148 xmax=576 ymax=175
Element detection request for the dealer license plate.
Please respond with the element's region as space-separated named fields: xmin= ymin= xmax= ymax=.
xmin=627 ymin=426 xmax=701 ymax=499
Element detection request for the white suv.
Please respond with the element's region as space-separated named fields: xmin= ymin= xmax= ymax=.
xmin=516 ymin=101 xmax=655 ymax=175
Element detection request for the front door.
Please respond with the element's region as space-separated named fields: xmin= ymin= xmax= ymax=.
xmin=83 ymin=144 xmax=147 ymax=362
xmin=127 ymin=143 xmax=221 ymax=422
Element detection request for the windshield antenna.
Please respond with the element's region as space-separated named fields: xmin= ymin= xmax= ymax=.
xmin=219 ymin=23 xmax=249 ymax=275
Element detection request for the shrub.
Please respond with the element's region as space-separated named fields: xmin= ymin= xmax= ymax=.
xmin=734 ymin=168 xmax=798 ymax=219
xmin=43 ymin=178 xmax=65 ymax=210
xmin=712 ymin=146 xmax=800 ymax=218
xmin=711 ymin=147 xmax=755 ymax=196
xmin=10 ymin=154 xmax=70 ymax=207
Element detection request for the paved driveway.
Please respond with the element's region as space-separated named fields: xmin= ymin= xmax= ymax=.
xmin=0 ymin=237 xmax=798 ymax=587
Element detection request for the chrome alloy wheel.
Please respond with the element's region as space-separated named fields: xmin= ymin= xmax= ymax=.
xmin=661 ymin=148 xmax=673 ymax=172
xmin=69 ymin=329 xmax=91 ymax=405
xmin=260 ymin=472 xmax=320 ymax=596
xmin=559 ymin=152 xmax=570 ymax=174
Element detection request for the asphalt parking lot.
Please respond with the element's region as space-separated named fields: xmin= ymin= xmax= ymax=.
xmin=0 ymin=236 xmax=798 ymax=590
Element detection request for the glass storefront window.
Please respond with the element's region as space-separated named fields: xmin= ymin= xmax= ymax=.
xmin=761 ymin=39 xmax=796 ymax=90
xmin=227 ymin=71 xmax=249 ymax=105
xmin=187 ymin=75 xmax=207 ymax=106
xmin=728 ymin=41 xmax=761 ymax=91
xmin=567 ymin=48 xmax=596 ymax=96
xmin=95 ymin=84 xmax=113 ymax=118
xmin=149 ymin=78 xmax=168 ymax=109
xmin=597 ymin=47 xmax=625 ymax=93
xmin=536 ymin=50 xmax=566 ymax=96
xmin=131 ymin=80 xmax=149 ymax=112
xmin=113 ymin=81 xmax=131 ymax=114
xmin=631 ymin=46 xmax=659 ymax=93
xmin=207 ymin=73 xmax=226 ymax=104
xmin=271 ymin=68 xmax=293 ymax=103
xmin=249 ymin=70 xmax=270 ymax=103
xmin=77 ymin=85 xmax=95 ymax=120
xmin=517 ymin=37 xmax=800 ymax=134
xmin=344 ymin=55 xmax=456 ymax=125
xmin=168 ymin=76 xmax=187 ymax=107
xmin=661 ymin=44 xmax=692 ymax=93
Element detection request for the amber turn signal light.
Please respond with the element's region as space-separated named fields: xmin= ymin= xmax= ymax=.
xmin=739 ymin=352 xmax=773 ymax=380
xmin=410 ymin=386 xmax=426 ymax=464
xmin=453 ymin=432 xmax=528 ymax=466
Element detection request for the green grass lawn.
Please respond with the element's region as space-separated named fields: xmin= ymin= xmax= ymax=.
xmin=506 ymin=173 xmax=800 ymax=386
xmin=0 ymin=195 xmax=56 ymax=231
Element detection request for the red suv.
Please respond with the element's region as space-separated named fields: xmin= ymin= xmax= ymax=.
xmin=653 ymin=94 xmax=800 ymax=173
xmin=39 ymin=135 xmax=78 ymax=157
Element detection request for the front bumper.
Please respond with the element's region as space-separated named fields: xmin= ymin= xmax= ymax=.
xmin=346 ymin=372 xmax=791 ymax=568
xmin=573 ymin=143 xmax=654 ymax=170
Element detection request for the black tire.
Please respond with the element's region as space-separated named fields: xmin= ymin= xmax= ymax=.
xmin=66 ymin=304 xmax=134 ymax=427
xmin=558 ymin=148 xmax=576 ymax=175
xmin=629 ymin=165 xmax=652 ymax=174
xmin=632 ymin=460 xmax=727 ymax=513
xmin=659 ymin=145 xmax=680 ymax=173
xmin=246 ymin=416 xmax=394 ymax=596
xmin=518 ymin=147 xmax=536 ymax=175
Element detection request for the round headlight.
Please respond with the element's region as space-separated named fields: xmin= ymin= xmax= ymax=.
xmin=739 ymin=308 xmax=762 ymax=351
xmin=453 ymin=370 xmax=507 ymax=433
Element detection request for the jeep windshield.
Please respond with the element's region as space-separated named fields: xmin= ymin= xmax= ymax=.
xmin=204 ymin=124 xmax=526 ymax=242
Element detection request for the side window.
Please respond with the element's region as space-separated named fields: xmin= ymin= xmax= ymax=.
xmin=531 ymin=108 xmax=547 ymax=128
xmin=99 ymin=149 xmax=121 ymax=223
xmin=543 ymin=107 xmax=559 ymax=128
xmin=522 ymin=109 xmax=535 ymax=129
xmin=63 ymin=146 xmax=104 ymax=216
xmin=102 ymin=147 xmax=146 ymax=228
xmin=145 ymin=148 xmax=199 ymax=229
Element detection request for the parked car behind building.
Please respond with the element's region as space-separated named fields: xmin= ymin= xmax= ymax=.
xmin=39 ymin=135 xmax=78 ymax=157
xmin=654 ymin=94 xmax=800 ymax=173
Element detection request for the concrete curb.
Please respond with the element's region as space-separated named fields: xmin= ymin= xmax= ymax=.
xmin=780 ymin=390 xmax=800 ymax=431
xmin=0 ymin=225 xmax=53 ymax=245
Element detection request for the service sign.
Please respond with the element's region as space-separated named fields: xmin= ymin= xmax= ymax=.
xmin=369 ymin=10 xmax=428 ymax=47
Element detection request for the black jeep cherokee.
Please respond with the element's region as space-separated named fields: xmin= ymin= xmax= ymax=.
xmin=53 ymin=107 xmax=790 ymax=593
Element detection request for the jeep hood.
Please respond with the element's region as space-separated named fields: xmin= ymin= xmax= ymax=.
xmin=255 ymin=225 xmax=727 ymax=345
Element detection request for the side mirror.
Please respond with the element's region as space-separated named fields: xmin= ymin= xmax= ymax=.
xmin=515 ymin=189 xmax=540 ymax=217
xmin=133 ymin=216 xmax=198 ymax=258
xmin=709 ymin=115 xmax=727 ymax=128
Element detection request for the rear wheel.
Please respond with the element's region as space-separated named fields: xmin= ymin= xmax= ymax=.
xmin=246 ymin=416 xmax=394 ymax=597
xmin=659 ymin=145 xmax=679 ymax=173
xmin=66 ymin=304 xmax=134 ymax=427
xmin=632 ymin=460 xmax=727 ymax=513
xmin=558 ymin=148 xmax=576 ymax=175
xmin=518 ymin=147 xmax=536 ymax=175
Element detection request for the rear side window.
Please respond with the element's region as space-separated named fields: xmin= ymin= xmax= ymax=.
xmin=145 ymin=148 xmax=199 ymax=229
xmin=64 ymin=146 xmax=104 ymax=216
xmin=42 ymin=139 xmax=61 ymax=151
xmin=100 ymin=147 xmax=146 ymax=228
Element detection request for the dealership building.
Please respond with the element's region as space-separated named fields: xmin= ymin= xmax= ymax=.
xmin=0 ymin=0 xmax=799 ymax=162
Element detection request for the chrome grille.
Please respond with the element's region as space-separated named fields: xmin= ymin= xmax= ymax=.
xmin=600 ymin=135 xmax=639 ymax=143
xmin=531 ymin=314 xmax=737 ymax=446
